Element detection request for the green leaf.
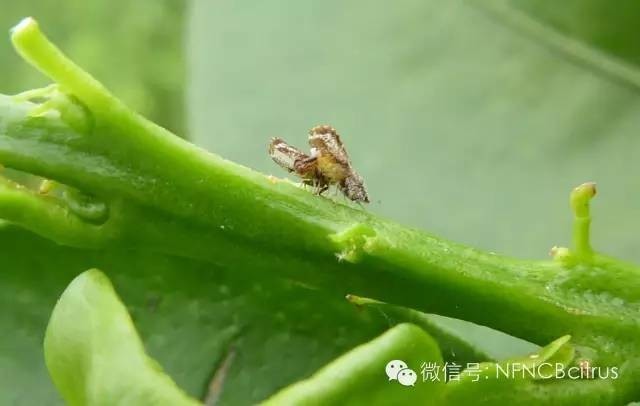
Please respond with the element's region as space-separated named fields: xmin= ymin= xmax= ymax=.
xmin=44 ymin=269 xmax=200 ymax=406
xmin=511 ymin=0 xmax=640 ymax=66
xmin=264 ymin=323 xmax=445 ymax=405
xmin=0 ymin=226 xmax=390 ymax=405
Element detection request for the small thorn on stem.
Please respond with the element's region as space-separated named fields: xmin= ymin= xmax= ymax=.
xmin=570 ymin=182 xmax=596 ymax=259
xmin=549 ymin=245 xmax=571 ymax=262
xmin=38 ymin=179 xmax=56 ymax=194
xmin=266 ymin=175 xmax=279 ymax=184
xmin=570 ymin=182 xmax=596 ymax=218
xmin=345 ymin=293 xmax=382 ymax=306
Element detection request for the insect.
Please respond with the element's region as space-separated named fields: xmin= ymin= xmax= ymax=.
xmin=268 ymin=125 xmax=369 ymax=203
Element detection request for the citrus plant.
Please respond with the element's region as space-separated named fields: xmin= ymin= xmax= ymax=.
xmin=1 ymin=7 xmax=640 ymax=406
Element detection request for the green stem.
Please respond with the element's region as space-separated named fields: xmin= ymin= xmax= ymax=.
xmin=11 ymin=18 xmax=115 ymax=113
xmin=570 ymin=182 xmax=596 ymax=258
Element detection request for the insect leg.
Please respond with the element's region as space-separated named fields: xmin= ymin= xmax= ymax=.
xmin=316 ymin=181 xmax=329 ymax=196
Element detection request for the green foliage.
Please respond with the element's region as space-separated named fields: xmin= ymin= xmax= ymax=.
xmin=264 ymin=323 xmax=445 ymax=405
xmin=513 ymin=0 xmax=640 ymax=66
xmin=1 ymin=225 xmax=393 ymax=405
xmin=44 ymin=269 xmax=200 ymax=406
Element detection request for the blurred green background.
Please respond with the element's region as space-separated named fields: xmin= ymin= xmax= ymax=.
xmin=2 ymin=0 xmax=640 ymax=404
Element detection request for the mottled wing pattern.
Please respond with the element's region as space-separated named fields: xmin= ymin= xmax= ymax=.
xmin=341 ymin=172 xmax=369 ymax=203
xmin=268 ymin=137 xmax=309 ymax=173
xmin=307 ymin=125 xmax=370 ymax=203
xmin=308 ymin=125 xmax=351 ymax=167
